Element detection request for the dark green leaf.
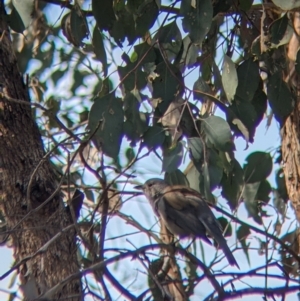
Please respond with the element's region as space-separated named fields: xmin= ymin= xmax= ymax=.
xmin=142 ymin=126 xmax=165 ymax=149
xmin=243 ymin=182 xmax=262 ymax=224
xmin=125 ymin=148 xmax=135 ymax=165
xmin=92 ymin=0 xmax=116 ymax=31
xmin=193 ymin=76 xmax=210 ymax=102
xmin=118 ymin=53 xmax=147 ymax=91
xmin=269 ymin=14 xmax=288 ymax=45
xmin=256 ymin=179 xmax=271 ymax=204
xmin=162 ymin=142 xmax=183 ymax=172
xmin=152 ymin=62 xmax=183 ymax=114
xmin=70 ymin=8 xmax=88 ymax=47
xmin=109 ymin=8 xmax=136 ymax=46
xmin=134 ymin=42 xmax=157 ymax=65
xmin=135 ymin=0 xmax=158 ymax=37
xmin=12 ymin=0 xmax=34 ymax=29
xmin=92 ymin=27 xmax=108 ymax=76
xmin=237 ymin=224 xmax=251 ymax=265
xmin=8 ymin=6 xmax=26 ymax=33
xmin=154 ymin=21 xmax=182 ymax=62
xmin=88 ymin=93 xmax=124 ymax=158
xmin=239 ymin=0 xmax=253 ymax=10
xmin=202 ymin=116 xmax=234 ymax=152
xmin=221 ymin=159 xmax=244 ymax=210
xmin=244 ymin=151 xmax=273 ymax=183
xmin=221 ymin=55 xmax=238 ymax=103
xmin=235 ymin=59 xmax=260 ymax=102
xmin=181 ymin=0 xmax=213 ymax=44
xmin=165 ymin=169 xmax=190 ymax=186
xmin=187 ymin=137 xmax=204 ymax=162
xmin=217 ymin=217 xmax=232 ymax=237
xmin=267 ymin=72 xmax=294 ymax=125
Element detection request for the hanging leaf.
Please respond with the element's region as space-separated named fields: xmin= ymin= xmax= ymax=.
xmin=244 ymin=151 xmax=273 ymax=183
xmin=222 ymin=55 xmax=238 ymax=103
xmin=221 ymin=159 xmax=244 ymax=210
xmin=181 ymin=0 xmax=213 ymax=44
xmin=162 ymin=142 xmax=184 ymax=172
xmin=88 ymin=93 xmax=124 ymax=159
xmin=92 ymin=27 xmax=108 ymax=76
xmin=152 ymin=62 xmax=184 ymax=115
xmin=267 ymin=72 xmax=294 ymax=125
xmin=165 ymin=169 xmax=190 ymax=186
xmin=237 ymin=224 xmax=251 ymax=265
xmin=92 ymin=0 xmax=116 ymax=30
xmin=142 ymin=126 xmax=165 ymax=149
xmin=202 ymin=116 xmax=234 ymax=152
xmin=217 ymin=217 xmax=232 ymax=237
xmin=243 ymin=182 xmax=262 ymax=224
xmin=12 ymin=0 xmax=34 ymax=29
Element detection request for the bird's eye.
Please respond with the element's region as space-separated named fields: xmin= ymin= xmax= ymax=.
xmin=148 ymin=183 xmax=153 ymax=187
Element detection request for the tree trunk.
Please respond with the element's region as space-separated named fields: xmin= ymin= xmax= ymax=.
xmin=281 ymin=12 xmax=300 ymax=261
xmin=0 ymin=2 xmax=81 ymax=300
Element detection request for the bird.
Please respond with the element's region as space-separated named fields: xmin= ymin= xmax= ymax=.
xmin=135 ymin=178 xmax=239 ymax=268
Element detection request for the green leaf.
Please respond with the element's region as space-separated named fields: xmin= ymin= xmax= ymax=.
xmin=70 ymin=8 xmax=88 ymax=47
xmin=243 ymin=182 xmax=262 ymax=224
xmin=187 ymin=137 xmax=204 ymax=162
xmin=221 ymin=55 xmax=238 ymax=103
xmin=244 ymin=151 xmax=273 ymax=183
xmin=118 ymin=53 xmax=147 ymax=91
xmin=269 ymin=14 xmax=288 ymax=45
xmin=239 ymin=0 xmax=254 ymax=11
xmin=165 ymin=169 xmax=190 ymax=186
xmin=134 ymin=42 xmax=157 ymax=65
xmin=206 ymin=148 xmax=223 ymax=190
xmin=123 ymin=91 xmax=149 ymax=143
xmin=237 ymin=224 xmax=251 ymax=265
xmin=12 ymin=0 xmax=34 ymax=29
xmin=256 ymin=179 xmax=271 ymax=204
xmin=271 ymin=0 xmax=300 ymax=10
xmin=135 ymin=0 xmax=159 ymax=37
xmin=217 ymin=217 xmax=232 ymax=237
xmin=235 ymin=58 xmax=260 ymax=102
xmin=92 ymin=0 xmax=116 ymax=30
xmin=8 ymin=6 xmax=26 ymax=33
xmin=202 ymin=116 xmax=234 ymax=152
xmin=142 ymin=126 xmax=165 ymax=149
xmin=221 ymin=159 xmax=244 ymax=210
xmin=193 ymin=76 xmax=210 ymax=102
xmin=152 ymin=62 xmax=183 ymax=114
xmin=125 ymin=148 xmax=135 ymax=165
xmin=162 ymin=142 xmax=183 ymax=172
xmin=181 ymin=0 xmax=213 ymax=44
xmin=109 ymin=8 xmax=136 ymax=46
xmin=92 ymin=27 xmax=108 ymax=76
xmin=88 ymin=93 xmax=124 ymax=159
xmin=267 ymin=72 xmax=294 ymax=125
xmin=154 ymin=21 xmax=182 ymax=62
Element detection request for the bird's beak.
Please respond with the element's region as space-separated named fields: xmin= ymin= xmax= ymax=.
xmin=134 ymin=184 xmax=144 ymax=190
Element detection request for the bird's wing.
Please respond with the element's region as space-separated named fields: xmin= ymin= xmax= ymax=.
xmin=156 ymin=194 xmax=211 ymax=243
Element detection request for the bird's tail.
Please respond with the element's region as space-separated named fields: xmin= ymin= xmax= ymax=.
xmin=217 ymin=237 xmax=239 ymax=268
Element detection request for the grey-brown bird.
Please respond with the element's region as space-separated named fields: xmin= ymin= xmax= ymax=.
xmin=135 ymin=178 xmax=239 ymax=268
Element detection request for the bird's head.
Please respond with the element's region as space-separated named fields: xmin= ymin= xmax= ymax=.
xmin=134 ymin=178 xmax=168 ymax=202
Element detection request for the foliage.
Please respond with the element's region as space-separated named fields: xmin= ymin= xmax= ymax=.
xmin=2 ymin=0 xmax=300 ymax=300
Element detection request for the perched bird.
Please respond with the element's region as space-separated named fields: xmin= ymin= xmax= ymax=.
xmin=135 ymin=178 xmax=239 ymax=268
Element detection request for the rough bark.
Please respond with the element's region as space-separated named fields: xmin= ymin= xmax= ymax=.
xmin=0 ymin=2 xmax=81 ymax=300
xmin=282 ymin=12 xmax=300 ymax=265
